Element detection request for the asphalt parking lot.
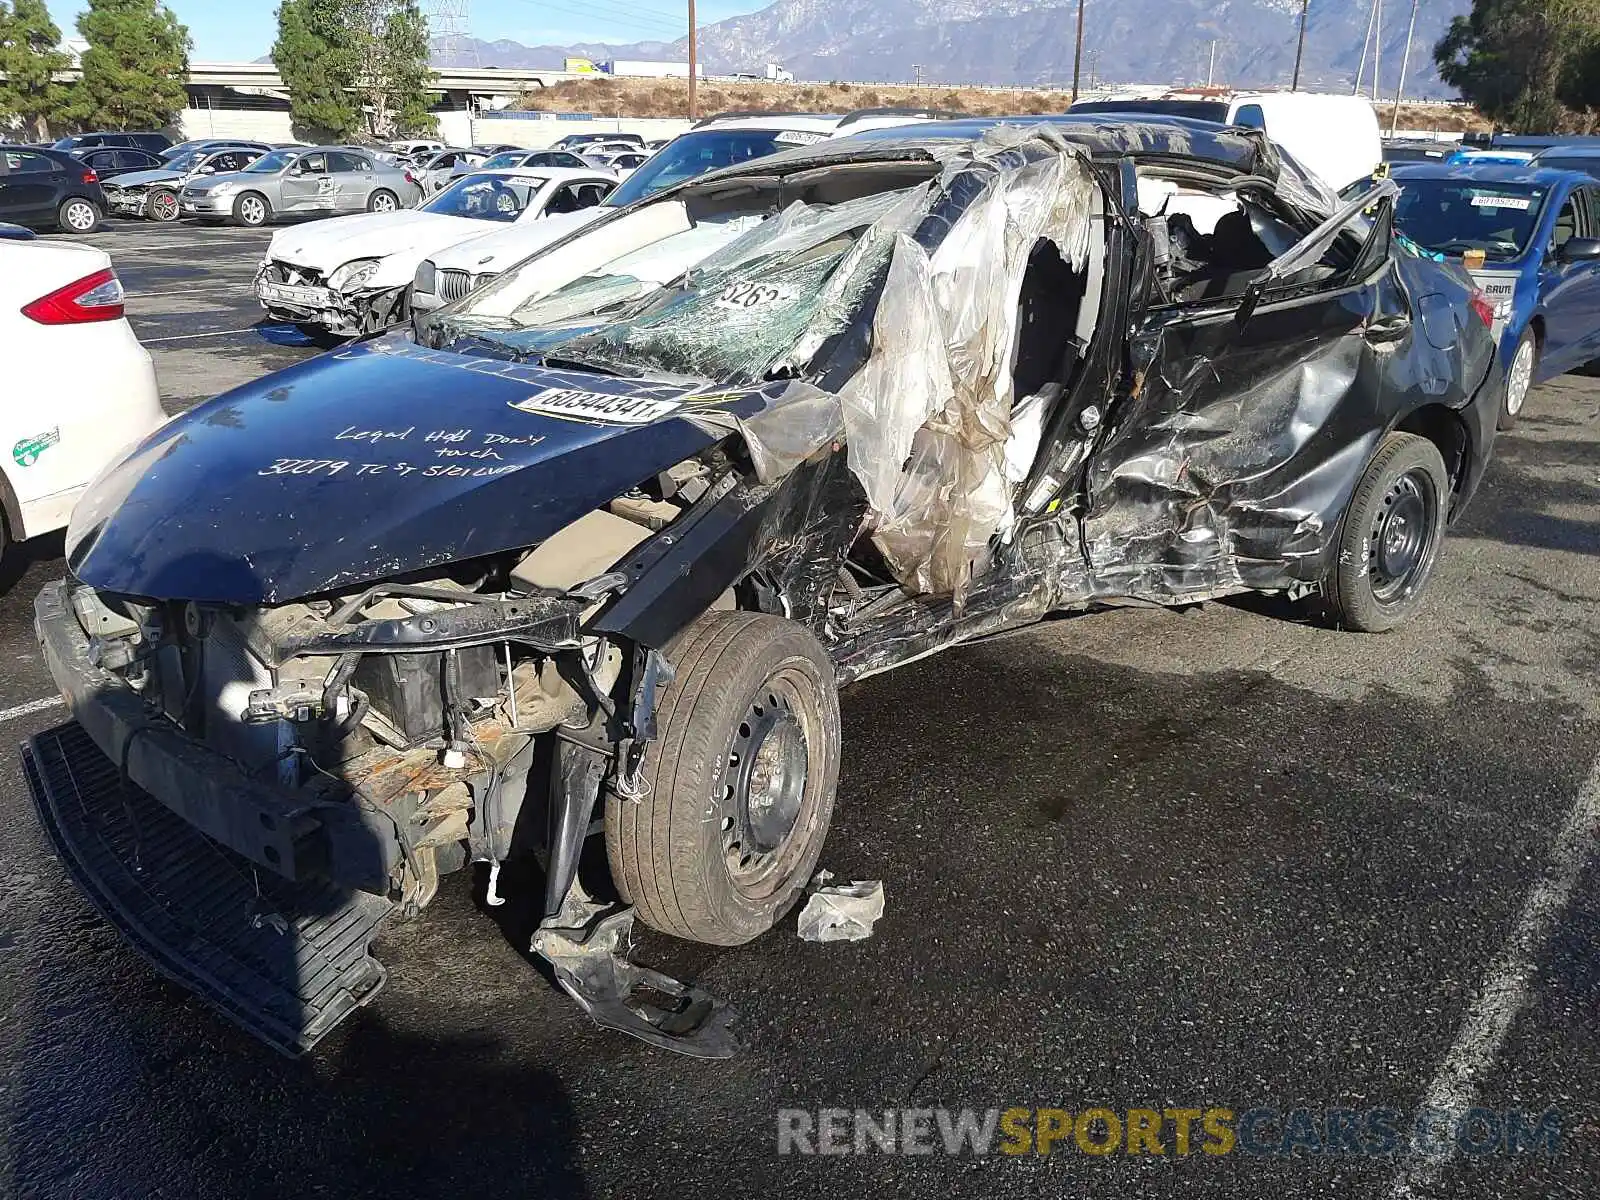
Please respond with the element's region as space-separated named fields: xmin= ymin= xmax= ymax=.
xmin=1 ymin=218 xmax=1598 ymax=1199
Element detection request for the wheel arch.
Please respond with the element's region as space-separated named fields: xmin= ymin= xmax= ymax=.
xmin=0 ymin=469 xmax=19 ymax=544
xmin=1393 ymin=402 xmax=1471 ymax=514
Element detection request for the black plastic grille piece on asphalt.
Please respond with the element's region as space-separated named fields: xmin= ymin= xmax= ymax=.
xmin=22 ymin=720 xmax=391 ymax=1056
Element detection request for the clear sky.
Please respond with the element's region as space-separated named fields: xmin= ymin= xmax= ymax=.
xmin=45 ymin=0 xmax=767 ymax=62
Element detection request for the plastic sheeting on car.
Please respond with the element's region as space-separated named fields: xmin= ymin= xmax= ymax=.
xmin=836 ymin=130 xmax=1098 ymax=600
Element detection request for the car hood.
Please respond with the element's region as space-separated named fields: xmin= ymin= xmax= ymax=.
xmin=268 ymin=210 xmax=494 ymax=275
xmin=185 ymin=169 xmax=263 ymax=193
xmin=428 ymin=207 xmax=607 ymax=273
xmin=106 ymin=168 xmax=184 ymax=189
xmin=65 ymin=337 xmax=747 ymax=605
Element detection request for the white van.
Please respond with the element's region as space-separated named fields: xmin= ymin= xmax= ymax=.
xmin=1072 ymin=91 xmax=1381 ymax=191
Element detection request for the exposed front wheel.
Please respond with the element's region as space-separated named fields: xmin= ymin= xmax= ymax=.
xmin=146 ymin=189 xmax=181 ymax=222
xmin=605 ymin=612 xmax=841 ymax=946
xmin=232 ymin=191 xmax=271 ymax=227
xmin=1321 ymin=432 xmax=1449 ymax=633
xmin=1500 ymin=329 xmax=1536 ymax=432
xmin=57 ymin=197 xmax=99 ymax=233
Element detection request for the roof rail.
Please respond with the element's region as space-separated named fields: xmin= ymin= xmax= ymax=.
xmin=690 ymin=110 xmax=835 ymax=129
xmin=835 ymin=106 xmax=961 ymax=128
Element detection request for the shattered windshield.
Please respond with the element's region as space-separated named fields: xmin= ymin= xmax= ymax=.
xmin=1393 ymin=179 xmax=1546 ymax=261
xmin=441 ymin=189 xmax=910 ymax=382
xmin=422 ymin=173 xmax=544 ymax=221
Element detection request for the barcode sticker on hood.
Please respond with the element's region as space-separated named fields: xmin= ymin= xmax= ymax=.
xmin=509 ymin=387 xmax=683 ymax=425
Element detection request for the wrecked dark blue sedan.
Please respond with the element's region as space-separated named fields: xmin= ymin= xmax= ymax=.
xmin=25 ymin=116 xmax=1505 ymax=1058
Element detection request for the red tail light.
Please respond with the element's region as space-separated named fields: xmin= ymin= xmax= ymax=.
xmin=1468 ymin=289 xmax=1494 ymax=328
xmin=22 ymin=268 xmax=126 ymax=324
xmin=404 ymin=169 xmax=417 ymax=186
xmin=81 ymin=168 xmax=99 ymax=185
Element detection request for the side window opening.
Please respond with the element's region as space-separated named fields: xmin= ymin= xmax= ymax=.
xmin=1011 ymin=238 xmax=1088 ymax=402
xmin=1552 ymin=196 xmax=1579 ymax=251
xmin=1234 ymin=104 xmax=1267 ymax=130
xmin=545 ymin=185 xmax=585 ymax=215
xmin=1151 ymin=182 xmax=1359 ymax=306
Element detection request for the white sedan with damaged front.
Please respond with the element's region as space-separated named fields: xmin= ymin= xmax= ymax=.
xmin=254 ymin=167 xmax=618 ymax=339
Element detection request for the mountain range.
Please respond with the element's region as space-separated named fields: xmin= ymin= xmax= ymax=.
xmin=435 ymin=0 xmax=1468 ymax=98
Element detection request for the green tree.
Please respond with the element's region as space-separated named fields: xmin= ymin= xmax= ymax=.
xmin=375 ymin=0 xmax=437 ymax=136
xmin=273 ymin=0 xmax=436 ymax=141
xmin=350 ymin=0 xmax=437 ymax=138
xmin=1435 ymin=0 xmax=1600 ymax=132
xmin=272 ymin=0 xmax=360 ymax=141
xmin=1558 ymin=29 xmax=1600 ymax=125
xmin=0 ymin=0 xmax=71 ymax=139
xmin=66 ymin=0 xmax=190 ymax=130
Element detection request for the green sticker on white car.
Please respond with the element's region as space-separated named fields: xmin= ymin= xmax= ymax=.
xmin=13 ymin=427 xmax=61 ymax=467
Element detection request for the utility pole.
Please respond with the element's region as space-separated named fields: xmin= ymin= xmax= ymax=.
xmin=1070 ymin=0 xmax=1086 ymax=103
xmin=913 ymin=63 xmax=924 ymax=88
xmin=1207 ymin=38 xmax=1218 ymax=88
xmin=1354 ymin=0 xmax=1377 ymax=95
xmin=1390 ymin=0 xmax=1420 ymax=135
xmin=687 ymin=0 xmax=698 ymax=120
xmin=1372 ymin=0 xmax=1382 ymax=101
xmin=1290 ymin=0 xmax=1309 ymax=91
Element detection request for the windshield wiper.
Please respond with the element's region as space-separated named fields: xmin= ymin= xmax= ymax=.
xmin=533 ymin=354 xmax=622 ymax=376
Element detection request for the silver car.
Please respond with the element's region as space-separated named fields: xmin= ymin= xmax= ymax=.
xmin=179 ymin=146 xmax=424 ymax=227
xmin=103 ymin=146 xmax=267 ymax=222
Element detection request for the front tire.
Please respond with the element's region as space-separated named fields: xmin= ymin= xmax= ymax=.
xmin=1500 ymin=328 xmax=1537 ymax=432
xmin=1321 ymin=432 xmax=1449 ymax=633
xmin=57 ymin=197 xmax=99 ymax=234
xmin=232 ymin=191 xmax=271 ymax=227
xmin=367 ymin=188 xmax=398 ymax=213
xmin=605 ymin=612 xmax=841 ymax=946
xmin=145 ymin=188 xmax=180 ymax=222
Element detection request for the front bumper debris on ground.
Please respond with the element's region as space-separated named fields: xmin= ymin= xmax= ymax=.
xmin=22 ymin=720 xmax=392 ymax=1055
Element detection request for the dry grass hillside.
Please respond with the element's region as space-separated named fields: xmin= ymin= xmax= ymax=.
xmin=515 ymin=76 xmax=1068 ymax=118
xmin=514 ymin=77 xmax=1492 ymax=134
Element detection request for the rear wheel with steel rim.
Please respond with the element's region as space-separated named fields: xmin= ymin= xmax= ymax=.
xmin=232 ymin=191 xmax=270 ymax=227
xmin=367 ymin=188 xmax=398 ymax=213
xmin=1322 ymin=432 xmax=1450 ymax=633
xmin=146 ymin=189 xmax=180 ymax=222
xmin=605 ymin=612 xmax=841 ymax=945
xmin=57 ymin=197 xmax=99 ymax=233
xmin=1500 ymin=328 xmax=1537 ymax=432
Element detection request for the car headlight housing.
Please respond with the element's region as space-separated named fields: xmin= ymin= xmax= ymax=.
xmin=414 ymin=259 xmax=436 ymax=294
xmin=329 ymin=258 xmax=381 ymax=292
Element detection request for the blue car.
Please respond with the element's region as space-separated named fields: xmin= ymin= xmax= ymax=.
xmin=1390 ymin=163 xmax=1600 ymax=428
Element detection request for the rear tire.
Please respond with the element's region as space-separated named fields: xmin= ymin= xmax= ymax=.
xmin=605 ymin=612 xmax=841 ymax=945
xmin=366 ymin=188 xmax=398 ymax=213
xmin=57 ymin=197 xmax=99 ymax=234
xmin=232 ymin=191 xmax=271 ymax=227
xmin=145 ymin=188 xmax=180 ymax=223
xmin=1321 ymin=432 xmax=1449 ymax=633
xmin=1500 ymin=328 xmax=1536 ymax=432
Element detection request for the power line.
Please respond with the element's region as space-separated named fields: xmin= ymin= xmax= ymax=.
xmin=510 ymin=0 xmax=685 ymax=38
